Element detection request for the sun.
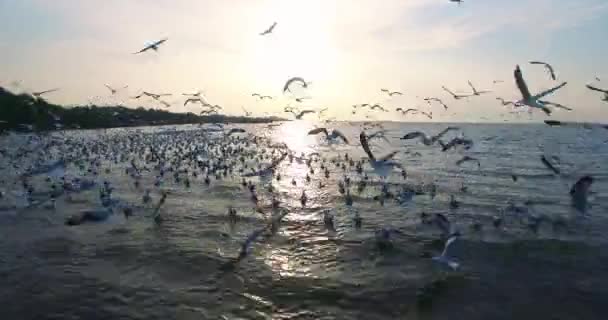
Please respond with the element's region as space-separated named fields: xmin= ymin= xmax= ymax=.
xmin=247 ymin=1 xmax=339 ymax=93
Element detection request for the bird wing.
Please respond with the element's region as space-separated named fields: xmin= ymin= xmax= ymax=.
xmin=467 ymin=81 xmax=477 ymax=94
xmin=514 ymin=65 xmax=533 ymax=100
xmin=539 ymin=101 xmax=572 ymax=111
xmin=359 ymin=132 xmax=375 ymax=161
xmin=307 ymin=127 xmax=329 ymax=137
xmin=441 ymin=235 xmax=458 ymax=257
xmin=401 ymin=132 xmax=424 ymax=141
xmin=378 ymin=151 xmax=399 ymax=162
xmin=332 ymin=130 xmax=349 ymax=144
xmin=533 ymin=82 xmax=567 ymax=100
xmin=104 ymin=84 xmax=115 ymax=92
xmin=442 ymin=86 xmax=457 ymax=97
xmin=545 ymin=64 xmax=556 ymax=80
xmin=390 ymin=91 xmax=403 ymax=96
xmin=297 ymin=110 xmax=315 ymax=117
xmin=586 ymin=84 xmax=608 ymax=94
xmin=154 ymin=38 xmax=168 ymax=47
xmin=421 ymin=111 xmax=433 ymax=119
xmin=283 ymin=77 xmax=306 ymax=93
xmin=541 ymin=155 xmax=560 ymax=175
xmin=433 ymin=127 xmax=459 ymax=141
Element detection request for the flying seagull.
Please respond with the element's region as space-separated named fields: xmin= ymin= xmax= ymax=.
xmin=32 ymin=88 xmax=60 ymax=98
xmin=401 ymin=127 xmax=459 ymax=146
xmin=242 ymin=107 xmax=252 ymax=117
xmin=133 ymin=38 xmax=168 ymax=54
xmin=184 ymin=98 xmax=209 ymax=107
xmin=260 ymin=22 xmax=277 ymax=36
xmin=442 ymin=86 xmax=471 ymax=100
xmin=514 ymin=65 xmax=567 ymax=115
xmin=419 ymin=111 xmax=433 ymax=119
xmin=283 ymin=77 xmax=308 ymax=93
xmin=104 ymin=84 xmax=127 ymax=95
xmin=369 ymin=104 xmax=388 ymax=112
xmin=286 ymin=109 xmax=315 ymax=120
xmin=496 ymin=97 xmax=516 ymax=106
xmin=381 ymin=89 xmax=403 ymax=96
xmin=359 ymin=131 xmax=402 ymax=178
xmin=424 ymin=97 xmax=448 ymax=110
xmin=467 ymin=81 xmax=491 ymax=96
xmin=432 ymin=234 xmax=460 ymax=270
xmin=396 ymin=108 xmax=419 ymax=115
xmin=308 ymin=128 xmax=349 ymax=144
xmin=226 ymin=128 xmax=246 ymax=136
xmin=585 ymin=84 xmax=608 ymax=102
xmin=439 ymin=137 xmax=473 ymax=152
xmin=529 ymin=61 xmax=556 ymax=80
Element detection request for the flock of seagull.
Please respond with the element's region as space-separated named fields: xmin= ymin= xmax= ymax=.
xmin=0 ymin=1 xmax=604 ymax=288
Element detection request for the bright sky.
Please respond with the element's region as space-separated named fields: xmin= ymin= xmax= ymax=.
xmin=1 ymin=0 xmax=607 ymax=122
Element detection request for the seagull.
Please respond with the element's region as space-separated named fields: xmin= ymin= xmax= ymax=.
xmin=514 ymin=65 xmax=567 ymax=115
xmin=424 ymin=98 xmax=448 ymax=110
xmin=242 ymin=107 xmax=252 ymax=117
xmin=132 ymin=91 xmax=172 ymax=100
xmin=359 ymin=131 xmax=402 ymax=178
xmin=585 ymin=84 xmax=608 ymax=102
xmin=442 ymin=86 xmax=471 ymax=100
xmin=439 ymin=137 xmax=473 ymax=152
xmin=395 ymin=108 xmax=419 ymax=115
xmin=260 ymin=95 xmax=273 ymax=100
xmin=419 ymin=111 xmax=433 ymax=119
xmin=456 ymin=155 xmax=480 ymax=167
xmin=308 ymin=128 xmax=349 ymax=144
xmin=104 ymin=84 xmax=127 ymax=95
xmin=184 ymin=98 xmax=209 ymax=107
xmin=496 ymin=97 xmax=516 ymax=106
xmin=570 ymin=175 xmax=593 ymax=214
xmin=286 ymin=109 xmax=315 ymax=120
xmin=381 ymin=89 xmax=403 ymax=96
xmin=133 ymin=38 xmax=168 ymax=54
xmin=529 ymin=61 xmax=556 ymax=80
xmin=369 ymin=104 xmax=387 ymax=112
xmin=432 ymin=234 xmax=460 ymax=270
xmin=32 ymin=88 xmax=60 ymax=98
xmin=283 ymin=77 xmax=308 ymax=93
xmin=493 ymin=80 xmax=504 ymax=84
xmin=401 ymin=127 xmax=459 ymax=146
xmin=467 ymin=81 xmax=491 ymax=96
xmin=260 ymin=22 xmax=277 ymax=36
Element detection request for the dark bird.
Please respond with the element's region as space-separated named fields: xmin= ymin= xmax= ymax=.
xmin=540 ymin=155 xmax=560 ymax=175
xmin=133 ymin=38 xmax=168 ymax=54
xmin=260 ymin=22 xmax=277 ymax=36
xmin=308 ymin=128 xmax=349 ymax=144
xmin=544 ymin=120 xmax=562 ymax=126
xmin=286 ymin=109 xmax=315 ymax=120
xmin=456 ymin=156 xmax=480 ymax=167
xmin=401 ymin=127 xmax=459 ymax=146
xmin=395 ymin=107 xmax=419 ymax=115
xmin=283 ymin=77 xmax=308 ymax=93
xmin=529 ymin=61 xmax=556 ymax=80
xmin=226 ymin=128 xmax=246 ymax=136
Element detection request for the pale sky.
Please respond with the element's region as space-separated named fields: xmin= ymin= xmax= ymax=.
xmin=1 ymin=0 xmax=607 ymax=122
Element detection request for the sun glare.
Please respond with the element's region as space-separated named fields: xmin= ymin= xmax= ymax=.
xmin=248 ymin=1 xmax=339 ymax=93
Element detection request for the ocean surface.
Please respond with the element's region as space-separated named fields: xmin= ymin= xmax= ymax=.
xmin=1 ymin=121 xmax=608 ymax=320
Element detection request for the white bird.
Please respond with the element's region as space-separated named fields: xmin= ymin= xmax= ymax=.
xmin=514 ymin=65 xmax=567 ymax=115
xmin=260 ymin=22 xmax=277 ymax=36
xmin=467 ymin=81 xmax=491 ymax=96
xmin=308 ymin=128 xmax=349 ymax=144
xmin=442 ymin=86 xmax=471 ymax=100
xmin=401 ymin=127 xmax=459 ymax=146
xmin=133 ymin=38 xmax=168 ymax=54
xmin=283 ymin=77 xmax=308 ymax=93
xmin=529 ymin=61 xmax=556 ymax=80
xmin=242 ymin=107 xmax=252 ymax=117
xmin=432 ymin=234 xmax=460 ymax=270
xmin=359 ymin=131 xmax=401 ymax=178
xmin=184 ymin=98 xmax=209 ymax=107
xmin=32 ymin=88 xmax=60 ymax=98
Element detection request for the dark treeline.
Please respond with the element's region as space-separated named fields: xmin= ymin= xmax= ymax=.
xmin=0 ymin=87 xmax=281 ymax=132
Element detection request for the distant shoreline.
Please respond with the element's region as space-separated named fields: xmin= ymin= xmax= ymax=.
xmin=0 ymin=87 xmax=284 ymax=133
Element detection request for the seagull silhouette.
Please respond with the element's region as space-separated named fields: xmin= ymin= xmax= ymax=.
xmin=442 ymin=86 xmax=471 ymax=100
xmin=529 ymin=61 xmax=556 ymax=80
xmin=395 ymin=107 xmax=419 ymax=115
xmin=133 ymin=38 xmax=168 ymax=54
xmin=32 ymin=88 xmax=60 ymax=98
xmin=424 ymin=97 xmax=448 ymax=110
xmin=260 ymin=22 xmax=277 ymax=36
xmin=401 ymin=127 xmax=459 ymax=146
xmin=283 ymin=77 xmax=308 ymax=93
xmin=308 ymin=128 xmax=349 ymax=144
xmin=467 ymin=81 xmax=491 ymax=96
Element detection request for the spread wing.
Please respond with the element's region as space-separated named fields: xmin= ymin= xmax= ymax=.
xmin=442 ymin=86 xmax=457 ymax=97
xmin=378 ymin=151 xmax=399 ymax=162
xmin=586 ymin=84 xmax=608 ymax=94
xmin=533 ymin=82 xmax=567 ymax=100
xmin=514 ymin=65 xmax=532 ymax=100
xmin=401 ymin=131 xmax=425 ymax=141
xmin=359 ymin=132 xmax=375 ymax=161
xmin=332 ymin=130 xmax=349 ymax=144
xmin=307 ymin=127 xmax=329 ymax=137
